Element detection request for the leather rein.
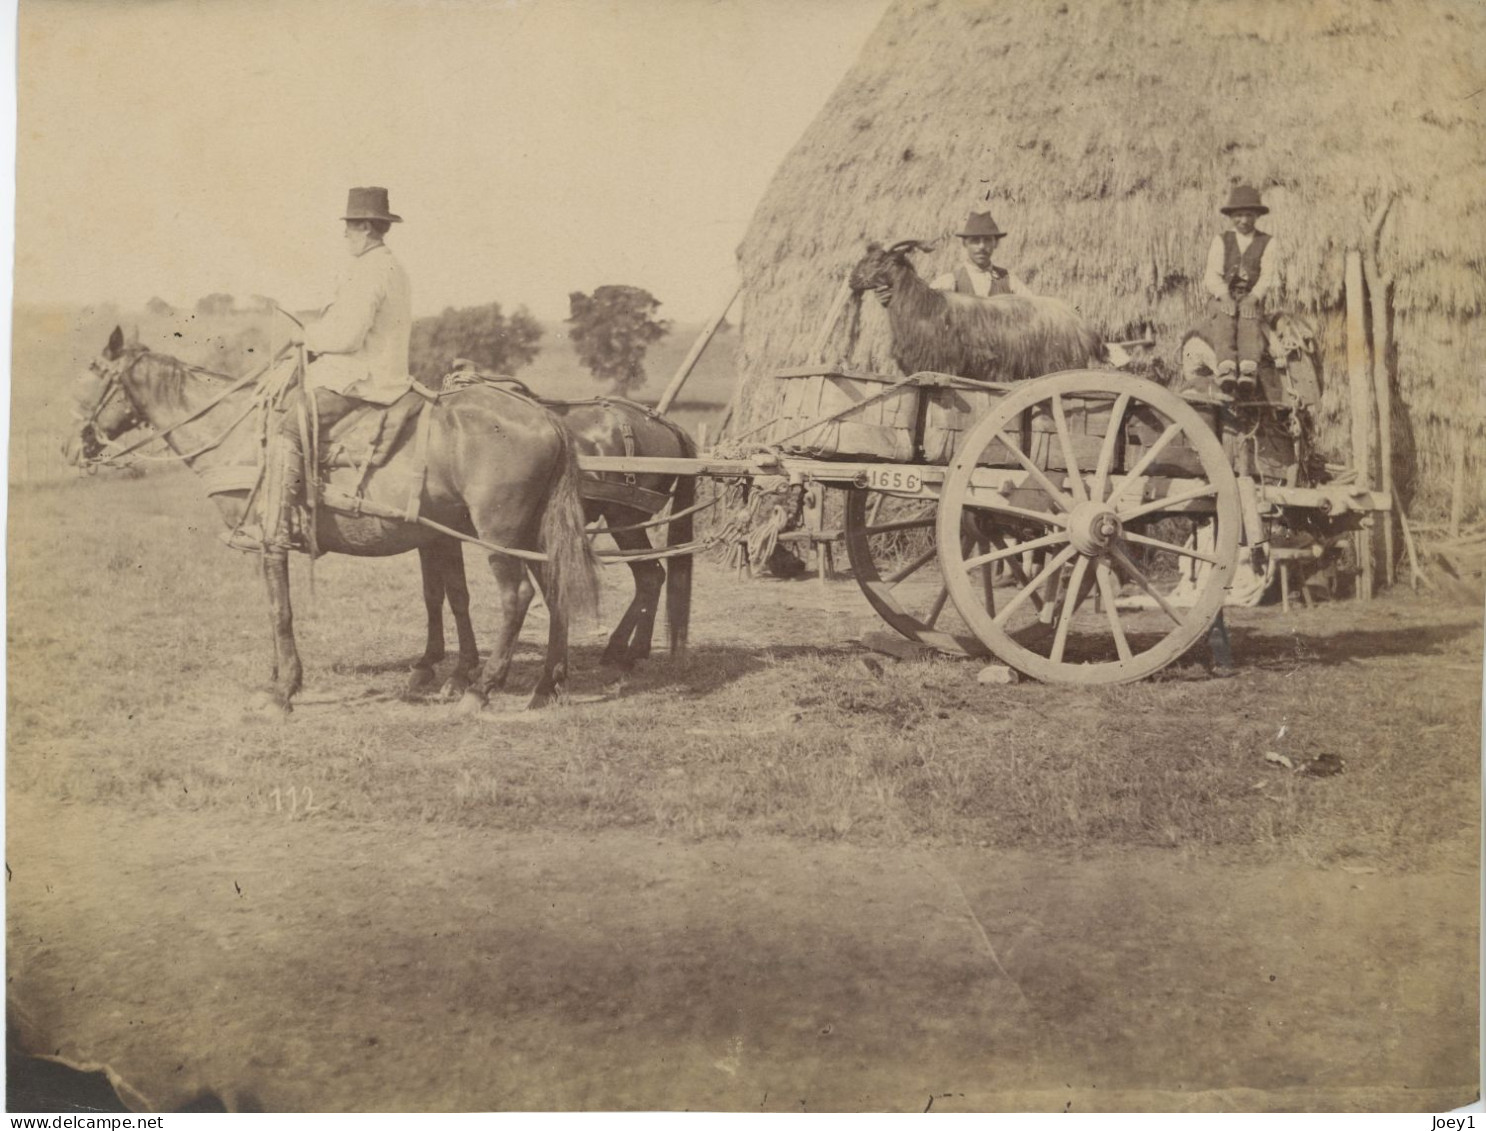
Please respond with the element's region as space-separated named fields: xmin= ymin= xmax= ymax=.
xmin=78 ymin=349 xmax=284 ymax=468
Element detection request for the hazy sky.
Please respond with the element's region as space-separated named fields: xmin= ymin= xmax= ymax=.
xmin=15 ymin=0 xmax=890 ymax=322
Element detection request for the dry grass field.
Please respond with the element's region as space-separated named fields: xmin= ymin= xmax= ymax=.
xmin=6 ymin=455 xmax=1483 ymax=1111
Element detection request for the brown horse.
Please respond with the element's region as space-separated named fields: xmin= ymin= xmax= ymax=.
xmin=411 ymin=397 xmax=695 ymax=693
xmin=67 ymin=327 xmax=599 ymax=714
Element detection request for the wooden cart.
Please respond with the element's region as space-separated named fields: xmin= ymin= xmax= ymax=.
xmin=581 ymin=366 xmax=1390 ymax=686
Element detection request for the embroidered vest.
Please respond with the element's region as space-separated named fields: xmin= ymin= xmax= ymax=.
xmin=954 ymin=265 xmax=1012 ymax=297
xmin=1221 ymin=230 xmax=1270 ymax=298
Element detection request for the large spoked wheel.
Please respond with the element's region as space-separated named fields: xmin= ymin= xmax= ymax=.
xmin=935 ymin=370 xmax=1241 ymax=685
xmin=842 ymin=488 xmax=983 ymax=655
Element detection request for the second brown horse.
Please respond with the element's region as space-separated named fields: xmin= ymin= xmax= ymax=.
xmin=411 ymin=396 xmax=695 ymax=695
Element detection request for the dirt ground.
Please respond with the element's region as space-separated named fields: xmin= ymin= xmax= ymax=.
xmin=5 ymin=470 xmax=1482 ymax=1112
xmin=6 ymin=789 xmax=1478 ymax=1113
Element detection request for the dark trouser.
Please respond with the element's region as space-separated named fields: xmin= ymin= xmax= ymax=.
xmin=265 ymin=387 xmax=361 ymax=547
xmin=1204 ymin=296 xmax=1265 ymax=370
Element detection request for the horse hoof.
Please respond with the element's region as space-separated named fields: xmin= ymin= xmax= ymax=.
xmin=404 ymin=668 xmax=437 ymax=698
xmin=246 ymin=689 xmax=292 ymax=716
xmin=245 ymin=692 xmax=291 ymax=721
xmin=452 ymin=691 xmax=486 ymax=718
xmin=440 ymin=675 xmax=471 ymax=702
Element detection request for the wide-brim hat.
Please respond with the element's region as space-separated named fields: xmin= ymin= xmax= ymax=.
xmin=342 ymin=186 xmax=402 ymax=224
xmin=1220 ymin=184 xmax=1268 ymax=216
xmin=956 ymin=210 xmax=1007 ymax=238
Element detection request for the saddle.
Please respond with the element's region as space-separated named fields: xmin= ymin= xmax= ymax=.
xmin=321 ymin=382 xmax=437 ymax=473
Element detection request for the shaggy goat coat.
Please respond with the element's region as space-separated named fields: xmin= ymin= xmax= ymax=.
xmin=849 ymin=243 xmax=1106 ymax=383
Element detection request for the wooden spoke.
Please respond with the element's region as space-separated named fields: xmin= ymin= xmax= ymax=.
xmin=936 ymin=370 xmax=1241 ymax=685
xmin=973 ymin=537 xmax=996 ymax=615
xmin=1090 ymin=392 xmax=1132 ymax=502
xmin=1095 ymin=560 xmax=1133 ymax=663
xmin=1117 ymin=482 xmax=1220 ymax=523
xmin=988 ymin=427 xmax=1077 ymax=513
xmin=968 ymin=497 xmax=1069 ymax=527
xmin=886 ymin=543 xmax=938 ymax=585
xmin=1108 ymin=543 xmax=1186 ymax=628
xmin=961 ymin=529 xmax=1068 ymax=572
xmin=1110 ymin=420 xmax=1185 ymax=508
xmin=1050 ymin=394 xmax=1089 ymax=504
xmin=1049 ymin=555 xmax=1093 ymax=664
xmin=993 ymin=543 xmax=1079 ymax=627
xmin=1120 ymin=530 xmax=1222 ymax=565
xmin=844 ymin=489 xmax=983 ymax=657
xmin=986 ymin=528 xmax=1046 ymax=614
xmin=858 ymin=516 xmax=936 ymax=537
xmin=925 ymin=584 xmax=951 ymax=628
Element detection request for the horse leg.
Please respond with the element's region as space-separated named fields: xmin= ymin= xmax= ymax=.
xmin=258 ymin=549 xmax=301 ymax=714
xmin=527 ymin=570 xmax=571 ymax=709
xmin=406 ymin=543 xmax=447 ymax=697
xmin=599 ymin=521 xmax=662 ymax=671
xmin=442 ymin=542 xmax=480 ymax=699
xmin=627 ymin=559 xmax=665 ymax=662
xmin=454 ymin=554 xmax=533 ymax=716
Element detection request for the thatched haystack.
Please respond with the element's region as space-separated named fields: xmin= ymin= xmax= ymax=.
xmin=734 ymin=0 xmax=1484 ymax=516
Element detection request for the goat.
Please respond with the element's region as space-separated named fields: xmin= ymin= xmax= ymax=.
xmin=846 ymin=240 xmax=1105 ymax=382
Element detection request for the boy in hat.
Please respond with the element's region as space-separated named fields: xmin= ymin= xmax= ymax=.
xmin=1201 ymin=184 xmax=1278 ymax=396
xmin=930 ymin=209 xmax=1031 ymax=297
xmin=235 ymin=187 xmax=412 ymax=552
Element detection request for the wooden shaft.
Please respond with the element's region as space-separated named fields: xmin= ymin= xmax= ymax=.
xmin=809 ymin=278 xmax=857 ymax=364
xmin=1345 ymin=250 xmax=1374 ymax=599
xmin=1450 ymin=428 xmax=1466 ymax=538
xmin=656 ymin=285 xmax=740 ymax=415
xmin=1364 ymin=197 xmax=1397 ymax=589
xmin=1399 ymin=511 xmax=1429 ymax=591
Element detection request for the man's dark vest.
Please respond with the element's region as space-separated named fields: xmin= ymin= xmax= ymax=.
xmin=1221 ymin=230 xmax=1270 ymax=298
xmin=954 ymin=265 xmax=1013 ymax=297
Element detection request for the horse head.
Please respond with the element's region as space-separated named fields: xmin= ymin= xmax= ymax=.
xmin=1267 ymin=312 xmax=1318 ymax=362
xmin=65 ymin=326 xmax=147 ymax=466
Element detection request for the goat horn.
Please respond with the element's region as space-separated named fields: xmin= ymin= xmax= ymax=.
xmin=885 ymin=239 xmax=934 ymax=256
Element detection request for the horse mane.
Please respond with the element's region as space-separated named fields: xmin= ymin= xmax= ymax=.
xmin=129 ymin=348 xmax=239 ymax=416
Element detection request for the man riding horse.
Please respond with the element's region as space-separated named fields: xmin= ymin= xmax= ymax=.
xmin=230 ymin=186 xmax=412 ymax=551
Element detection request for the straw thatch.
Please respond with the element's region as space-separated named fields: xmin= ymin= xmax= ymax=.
xmin=734 ymin=0 xmax=1485 ymax=516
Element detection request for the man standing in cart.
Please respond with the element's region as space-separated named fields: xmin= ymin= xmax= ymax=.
xmin=229 ymin=186 xmax=413 ymax=552
xmin=1201 ymin=184 xmax=1279 ymax=398
xmin=930 ymin=208 xmax=1033 ymax=297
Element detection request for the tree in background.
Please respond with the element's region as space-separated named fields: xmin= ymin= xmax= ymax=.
xmin=195 ymin=293 xmax=235 ymax=317
xmin=567 ymin=285 xmax=671 ymax=397
xmin=409 ymin=302 xmax=543 ymax=384
xmin=145 ymin=296 xmax=176 ymax=318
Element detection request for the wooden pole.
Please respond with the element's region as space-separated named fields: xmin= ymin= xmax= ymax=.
xmin=656 ymin=285 xmax=740 ymax=415
xmin=1450 ymin=427 xmax=1466 ymax=538
xmin=809 ymin=278 xmax=856 ymax=365
xmin=1399 ymin=511 xmax=1433 ymax=591
xmin=1345 ymin=250 xmax=1375 ymax=600
xmin=1363 ymin=198 xmax=1396 ymax=586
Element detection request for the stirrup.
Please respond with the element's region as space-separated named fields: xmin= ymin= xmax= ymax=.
xmin=219 ymin=519 xmax=302 ymax=554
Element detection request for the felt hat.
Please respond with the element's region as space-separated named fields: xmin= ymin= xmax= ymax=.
xmin=1220 ymin=184 xmax=1268 ymax=216
xmin=956 ymin=210 xmax=1007 ymax=238
xmin=341 ymin=186 xmax=402 ymax=224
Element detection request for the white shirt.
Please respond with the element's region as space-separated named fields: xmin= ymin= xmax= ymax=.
xmin=1203 ymin=231 xmax=1278 ymax=302
xmin=304 ymin=243 xmax=412 ymax=405
xmin=929 ymin=262 xmax=1032 ymax=297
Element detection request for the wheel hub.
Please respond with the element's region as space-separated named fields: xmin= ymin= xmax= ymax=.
xmin=1067 ymin=502 xmax=1122 ymax=556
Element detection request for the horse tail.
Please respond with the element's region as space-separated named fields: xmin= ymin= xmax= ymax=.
xmin=540 ymin=418 xmax=602 ymax=625
xmin=664 ymin=423 xmax=696 ymax=658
